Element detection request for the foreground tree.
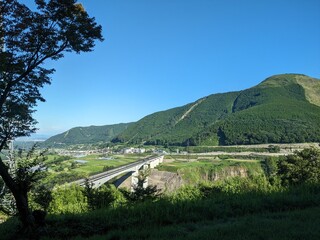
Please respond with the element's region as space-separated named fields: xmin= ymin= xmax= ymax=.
xmin=0 ymin=0 xmax=103 ymax=229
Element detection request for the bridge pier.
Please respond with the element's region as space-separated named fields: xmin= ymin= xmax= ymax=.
xmin=142 ymin=164 xmax=149 ymax=170
xmin=131 ymin=171 xmax=138 ymax=192
xmin=149 ymin=156 xmax=163 ymax=168
xmin=131 ymin=170 xmax=148 ymax=192
xmin=128 ymin=156 xmax=164 ymax=192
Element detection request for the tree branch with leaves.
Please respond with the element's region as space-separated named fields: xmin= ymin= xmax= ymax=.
xmin=0 ymin=0 xmax=103 ymax=231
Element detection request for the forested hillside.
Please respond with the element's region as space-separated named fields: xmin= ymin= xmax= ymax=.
xmin=43 ymin=123 xmax=133 ymax=147
xmin=113 ymin=74 xmax=320 ymax=146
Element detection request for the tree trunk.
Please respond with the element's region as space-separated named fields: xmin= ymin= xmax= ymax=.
xmin=14 ymin=191 xmax=35 ymax=230
xmin=0 ymin=160 xmax=35 ymax=229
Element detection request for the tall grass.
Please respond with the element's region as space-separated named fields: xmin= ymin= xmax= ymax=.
xmin=47 ymin=183 xmax=320 ymax=239
xmin=1 ymin=180 xmax=319 ymax=239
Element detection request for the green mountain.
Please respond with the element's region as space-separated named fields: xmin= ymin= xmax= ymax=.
xmin=113 ymin=74 xmax=320 ymax=146
xmin=43 ymin=123 xmax=133 ymax=147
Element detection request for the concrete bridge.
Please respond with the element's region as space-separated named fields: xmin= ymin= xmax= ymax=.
xmin=71 ymin=155 xmax=164 ymax=189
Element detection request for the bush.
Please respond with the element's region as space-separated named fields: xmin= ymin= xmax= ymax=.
xmin=263 ymin=157 xmax=278 ymax=177
xmin=29 ymin=184 xmax=53 ymax=211
xmin=214 ymin=174 xmax=274 ymax=194
xmin=83 ymin=183 xmax=126 ymax=210
xmin=48 ymin=184 xmax=87 ymax=214
xmin=171 ymin=185 xmax=204 ymax=202
xmin=268 ymin=145 xmax=281 ymax=153
xmin=277 ymin=148 xmax=320 ymax=186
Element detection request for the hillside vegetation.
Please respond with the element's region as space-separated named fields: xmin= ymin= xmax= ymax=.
xmin=44 ymin=74 xmax=320 ymax=147
xmin=43 ymin=123 xmax=133 ymax=147
xmin=113 ymin=74 xmax=320 ymax=146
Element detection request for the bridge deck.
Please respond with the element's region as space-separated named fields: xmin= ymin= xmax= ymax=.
xmin=71 ymin=155 xmax=164 ymax=188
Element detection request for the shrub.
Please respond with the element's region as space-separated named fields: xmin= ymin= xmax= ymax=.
xmin=29 ymin=184 xmax=53 ymax=211
xmin=268 ymin=145 xmax=281 ymax=153
xmin=83 ymin=183 xmax=126 ymax=210
xmin=171 ymin=185 xmax=204 ymax=202
xmin=48 ymin=184 xmax=87 ymax=214
xmin=277 ymin=148 xmax=320 ymax=186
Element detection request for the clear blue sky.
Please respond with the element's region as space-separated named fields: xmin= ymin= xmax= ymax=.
xmin=21 ymin=0 xmax=320 ymax=137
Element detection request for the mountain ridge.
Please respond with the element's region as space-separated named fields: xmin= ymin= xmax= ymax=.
xmin=44 ymin=74 xmax=320 ymax=147
xmin=42 ymin=123 xmax=133 ymax=147
xmin=114 ymin=73 xmax=320 ymax=146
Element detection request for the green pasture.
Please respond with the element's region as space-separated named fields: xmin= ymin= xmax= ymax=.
xmin=158 ymin=155 xmax=262 ymax=173
xmin=40 ymin=153 xmax=151 ymax=185
xmin=72 ymin=155 xmax=141 ymax=174
xmin=46 ymin=154 xmax=149 ymax=175
xmin=157 ymin=155 xmax=264 ymax=184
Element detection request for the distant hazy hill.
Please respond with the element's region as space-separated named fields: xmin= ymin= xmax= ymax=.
xmin=43 ymin=123 xmax=133 ymax=147
xmin=113 ymin=74 xmax=320 ymax=146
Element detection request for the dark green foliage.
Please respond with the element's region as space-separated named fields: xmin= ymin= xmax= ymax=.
xmin=46 ymin=172 xmax=86 ymax=187
xmin=0 ymin=146 xmax=49 ymax=215
xmin=103 ymin=165 xmax=116 ymax=171
xmin=114 ymin=92 xmax=239 ymax=145
xmin=83 ymin=182 xmax=126 ymax=211
xmin=0 ymin=0 xmax=103 ymax=229
xmin=268 ymin=145 xmax=281 ymax=153
xmin=277 ymin=148 xmax=320 ymax=186
xmin=70 ymin=161 xmax=79 ymax=169
xmin=50 ymin=155 xmax=72 ymax=164
xmin=210 ymin=99 xmax=320 ymax=145
xmin=170 ymin=145 xmax=271 ymax=154
xmin=48 ymin=184 xmax=87 ymax=214
xmin=261 ymin=157 xmax=282 ymax=186
xmin=2 ymin=182 xmax=319 ymax=240
xmin=0 ymin=181 xmax=16 ymax=215
xmin=43 ymin=123 xmax=133 ymax=147
xmin=113 ymin=74 xmax=320 ymax=146
xmin=29 ymin=184 xmax=52 ymax=212
xmin=15 ymin=146 xmax=48 ymax=195
xmin=263 ymin=157 xmax=279 ymax=177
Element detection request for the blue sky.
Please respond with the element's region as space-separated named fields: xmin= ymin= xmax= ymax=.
xmin=21 ymin=0 xmax=320 ymax=137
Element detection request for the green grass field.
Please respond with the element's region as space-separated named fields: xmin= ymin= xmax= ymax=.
xmin=157 ymin=155 xmax=264 ymax=184
xmin=48 ymin=154 xmax=147 ymax=172
xmin=71 ymin=155 xmax=143 ymax=174
xmin=43 ymin=153 xmax=150 ymax=186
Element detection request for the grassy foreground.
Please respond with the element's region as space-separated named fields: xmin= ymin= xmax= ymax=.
xmin=1 ymin=183 xmax=319 ymax=240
